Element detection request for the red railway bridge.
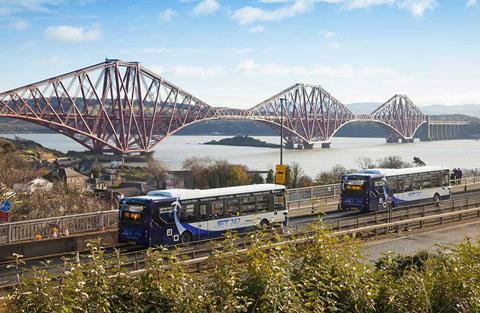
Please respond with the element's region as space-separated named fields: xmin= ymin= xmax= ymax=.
xmin=0 ymin=59 xmax=467 ymax=154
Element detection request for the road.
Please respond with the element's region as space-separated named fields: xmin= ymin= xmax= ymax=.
xmin=361 ymin=220 xmax=480 ymax=261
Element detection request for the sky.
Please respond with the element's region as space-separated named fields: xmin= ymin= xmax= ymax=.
xmin=0 ymin=0 xmax=479 ymax=109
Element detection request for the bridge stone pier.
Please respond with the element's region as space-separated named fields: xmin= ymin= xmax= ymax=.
xmin=0 ymin=59 xmax=470 ymax=154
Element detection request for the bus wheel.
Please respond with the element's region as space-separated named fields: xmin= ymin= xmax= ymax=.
xmin=433 ymin=193 xmax=440 ymax=205
xmin=260 ymin=219 xmax=270 ymax=230
xmin=181 ymin=231 xmax=192 ymax=243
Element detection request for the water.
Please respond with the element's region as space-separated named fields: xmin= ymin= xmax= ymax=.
xmin=3 ymin=133 xmax=480 ymax=176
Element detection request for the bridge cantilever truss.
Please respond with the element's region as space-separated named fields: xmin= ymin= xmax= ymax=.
xmin=0 ymin=59 xmax=431 ymax=153
xmin=0 ymin=60 xmax=215 ymax=154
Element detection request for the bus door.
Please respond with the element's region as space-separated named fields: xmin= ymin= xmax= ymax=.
xmin=370 ymin=178 xmax=387 ymax=211
xmin=195 ymin=202 xmax=210 ymax=241
xmin=150 ymin=201 xmax=178 ymax=246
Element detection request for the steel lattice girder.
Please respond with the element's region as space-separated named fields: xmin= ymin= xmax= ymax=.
xmin=0 ymin=60 xmax=431 ymax=153
xmin=370 ymin=95 xmax=427 ymax=139
xmin=247 ymin=83 xmax=355 ymax=144
xmin=0 ymin=60 xmax=215 ymax=154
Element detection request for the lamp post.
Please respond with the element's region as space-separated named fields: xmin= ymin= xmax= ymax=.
xmin=280 ymin=97 xmax=285 ymax=165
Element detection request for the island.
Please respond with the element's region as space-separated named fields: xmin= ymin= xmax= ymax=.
xmin=204 ymin=135 xmax=280 ymax=148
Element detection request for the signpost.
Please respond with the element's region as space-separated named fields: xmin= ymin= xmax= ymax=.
xmin=275 ymin=164 xmax=286 ymax=185
xmin=275 ymin=97 xmax=286 ymax=185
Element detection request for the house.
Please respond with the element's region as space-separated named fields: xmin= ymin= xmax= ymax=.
xmin=13 ymin=178 xmax=53 ymax=193
xmin=77 ymin=158 xmax=102 ymax=175
xmin=57 ymin=168 xmax=88 ymax=192
xmin=86 ymin=177 xmax=109 ymax=192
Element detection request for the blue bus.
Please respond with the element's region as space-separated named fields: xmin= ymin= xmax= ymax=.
xmin=118 ymin=184 xmax=287 ymax=246
xmin=340 ymin=166 xmax=451 ymax=211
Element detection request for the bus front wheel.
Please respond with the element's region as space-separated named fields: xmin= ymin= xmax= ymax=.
xmin=433 ymin=193 xmax=440 ymax=205
xmin=181 ymin=231 xmax=193 ymax=243
xmin=260 ymin=219 xmax=270 ymax=230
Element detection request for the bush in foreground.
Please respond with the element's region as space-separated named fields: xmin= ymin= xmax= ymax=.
xmin=6 ymin=227 xmax=480 ymax=312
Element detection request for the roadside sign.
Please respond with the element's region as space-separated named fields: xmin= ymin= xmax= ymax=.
xmin=275 ymin=164 xmax=286 ymax=184
xmin=0 ymin=200 xmax=9 ymax=223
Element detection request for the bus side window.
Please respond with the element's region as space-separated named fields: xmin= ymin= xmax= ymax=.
xmin=225 ymin=199 xmax=240 ymax=217
xmin=404 ymin=177 xmax=412 ymax=192
xmin=211 ymin=200 xmax=224 ymax=218
xmin=256 ymin=194 xmax=270 ymax=213
xmin=152 ymin=205 xmax=175 ymax=226
xmin=196 ymin=203 xmax=208 ymax=221
xmin=180 ymin=204 xmax=196 ymax=223
xmin=240 ymin=196 xmax=256 ymax=214
xmin=274 ymin=193 xmax=285 ymax=211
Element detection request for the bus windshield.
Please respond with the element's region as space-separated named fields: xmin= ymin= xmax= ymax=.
xmin=343 ymin=177 xmax=367 ymax=192
xmin=120 ymin=201 xmax=145 ymax=223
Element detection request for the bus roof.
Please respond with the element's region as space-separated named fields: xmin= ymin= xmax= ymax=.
xmin=129 ymin=184 xmax=285 ymax=202
xmin=356 ymin=166 xmax=448 ymax=177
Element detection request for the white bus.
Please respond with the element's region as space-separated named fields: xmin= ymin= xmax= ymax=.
xmin=340 ymin=166 xmax=451 ymax=211
xmin=118 ymin=184 xmax=287 ymax=246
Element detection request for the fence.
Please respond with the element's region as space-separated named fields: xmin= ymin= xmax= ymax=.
xmin=2 ymin=170 xmax=480 ymax=245
xmin=0 ymin=210 xmax=118 ymax=245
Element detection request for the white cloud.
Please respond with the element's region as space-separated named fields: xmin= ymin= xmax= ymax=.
xmin=159 ymin=8 xmax=177 ymax=23
xmin=7 ymin=18 xmax=29 ymax=30
xmin=235 ymin=59 xmax=395 ymax=80
xmin=236 ymin=59 xmax=355 ymax=78
xmin=152 ymin=65 xmax=224 ymax=78
xmin=45 ymin=25 xmax=102 ymax=42
xmin=249 ymin=25 xmax=265 ymax=33
xmin=192 ymin=0 xmax=220 ymax=15
xmin=0 ymin=0 xmax=62 ymax=15
xmin=231 ymin=0 xmax=437 ymax=26
xmin=466 ymin=0 xmax=477 ymax=7
xmin=344 ymin=0 xmax=394 ymax=9
xmin=232 ymin=0 xmax=314 ymax=25
xmin=397 ymin=0 xmax=438 ymax=17
xmin=322 ymin=31 xmax=336 ymax=38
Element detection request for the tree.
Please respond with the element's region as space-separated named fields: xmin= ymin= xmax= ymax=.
xmin=298 ymin=175 xmax=313 ymax=187
xmin=289 ymin=162 xmax=304 ymax=188
xmin=377 ymin=156 xmax=410 ymax=169
xmin=331 ymin=164 xmax=348 ymax=181
xmin=147 ymin=159 xmax=168 ymax=189
xmin=228 ymin=164 xmax=250 ymax=186
xmin=413 ymin=156 xmax=426 ymax=167
xmin=251 ymin=172 xmax=265 ymax=184
xmin=266 ymin=169 xmax=274 ymax=184
xmin=314 ymin=165 xmax=350 ymax=185
xmin=355 ymin=157 xmax=376 ymax=169
xmin=182 ymin=157 xmax=211 ymax=188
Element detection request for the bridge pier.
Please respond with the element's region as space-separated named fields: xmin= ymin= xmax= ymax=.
xmin=285 ymin=142 xmax=295 ymax=149
xmin=303 ymin=143 xmax=314 ymax=149
xmin=321 ymin=142 xmax=331 ymax=149
xmin=386 ymin=137 xmax=400 ymax=143
xmin=401 ymin=138 xmax=414 ymax=143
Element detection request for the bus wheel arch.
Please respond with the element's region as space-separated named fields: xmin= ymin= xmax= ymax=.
xmin=181 ymin=231 xmax=193 ymax=243
xmin=259 ymin=219 xmax=270 ymax=229
xmin=433 ymin=193 xmax=441 ymax=204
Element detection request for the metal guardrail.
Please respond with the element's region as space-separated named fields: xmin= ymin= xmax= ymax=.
xmin=287 ymin=183 xmax=340 ymax=203
xmin=2 ymin=172 xmax=480 ymax=246
xmin=0 ymin=210 xmax=118 ymax=245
